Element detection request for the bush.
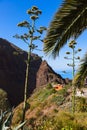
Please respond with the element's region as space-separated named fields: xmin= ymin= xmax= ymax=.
xmin=76 ymin=97 xmax=87 ymax=112
xmin=51 ymin=95 xmax=65 ymax=105
xmin=27 ymin=111 xmax=87 ymax=130
xmin=0 ymin=88 xmax=10 ymax=111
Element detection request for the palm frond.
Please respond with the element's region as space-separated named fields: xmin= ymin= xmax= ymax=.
xmin=44 ymin=0 xmax=87 ymax=58
xmin=73 ymin=52 xmax=87 ymax=87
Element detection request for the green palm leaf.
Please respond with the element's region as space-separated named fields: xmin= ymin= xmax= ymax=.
xmin=44 ymin=0 xmax=87 ymax=57
xmin=73 ymin=52 xmax=87 ymax=87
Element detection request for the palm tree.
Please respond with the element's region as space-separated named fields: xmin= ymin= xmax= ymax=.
xmin=73 ymin=52 xmax=87 ymax=87
xmin=44 ymin=0 xmax=87 ymax=58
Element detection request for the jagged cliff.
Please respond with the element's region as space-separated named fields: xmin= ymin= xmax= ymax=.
xmin=0 ymin=38 xmax=65 ymax=106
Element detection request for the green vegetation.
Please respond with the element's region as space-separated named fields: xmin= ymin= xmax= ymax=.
xmin=76 ymin=97 xmax=87 ymax=112
xmin=0 ymin=88 xmax=10 ymax=111
xmin=11 ymin=83 xmax=87 ymax=129
xmin=13 ymin=82 xmax=87 ymax=129
xmin=33 ymin=111 xmax=87 ymax=130
xmin=9 ymin=0 xmax=87 ymax=129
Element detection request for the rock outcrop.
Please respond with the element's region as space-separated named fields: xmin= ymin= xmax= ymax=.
xmin=36 ymin=60 xmax=65 ymax=87
xmin=0 ymin=38 xmax=65 ymax=106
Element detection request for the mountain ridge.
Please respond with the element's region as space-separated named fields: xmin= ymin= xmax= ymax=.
xmin=0 ymin=38 xmax=66 ymax=106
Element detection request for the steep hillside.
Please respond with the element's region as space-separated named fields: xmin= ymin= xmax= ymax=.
xmin=12 ymin=84 xmax=87 ymax=130
xmin=0 ymin=38 xmax=65 ymax=106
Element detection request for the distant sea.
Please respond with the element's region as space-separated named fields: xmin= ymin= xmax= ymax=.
xmin=56 ymin=70 xmax=72 ymax=79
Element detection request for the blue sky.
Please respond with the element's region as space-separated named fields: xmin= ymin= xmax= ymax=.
xmin=0 ymin=0 xmax=87 ymax=79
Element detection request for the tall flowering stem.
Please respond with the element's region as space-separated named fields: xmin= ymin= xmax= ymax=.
xmin=64 ymin=40 xmax=82 ymax=114
xmin=14 ymin=6 xmax=46 ymax=128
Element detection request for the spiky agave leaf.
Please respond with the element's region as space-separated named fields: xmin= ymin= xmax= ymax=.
xmin=0 ymin=110 xmax=12 ymax=130
xmin=13 ymin=121 xmax=26 ymax=130
xmin=0 ymin=109 xmax=26 ymax=130
xmin=73 ymin=52 xmax=87 ymax=87
xmin=44 ymin=0 xmax=87 ymax=58
xmin=1 ymin=111 xmax=13 ymax=130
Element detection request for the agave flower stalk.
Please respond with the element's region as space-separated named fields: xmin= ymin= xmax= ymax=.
xmin=64 ymin=40 xmax=82 ymax=114
xmin=13 ymin=6 xmax=47 ymax=128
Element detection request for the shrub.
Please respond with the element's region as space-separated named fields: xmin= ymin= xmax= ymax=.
xmin=51 ymin=94 xmax=65 ymax=106
xmin=0 ymin=88 xmax=10 ymax=111
xmin=46 ymin=83 xmax=52 ymax=89
xmin=76 ymin=97 xmax=87 ymax=112
xmin=28 ymin=111 xmax=87 ymax=130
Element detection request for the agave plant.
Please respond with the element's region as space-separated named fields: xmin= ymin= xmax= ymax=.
xmin=0 ymin=110 xmax=26 ymax=130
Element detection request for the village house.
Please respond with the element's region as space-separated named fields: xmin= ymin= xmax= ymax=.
xmin=52 ymin=84 xmax=63 ymax=91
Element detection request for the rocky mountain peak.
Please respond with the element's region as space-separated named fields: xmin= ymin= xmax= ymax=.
xmin=0 ymin=38 xmax=65 ymax=106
